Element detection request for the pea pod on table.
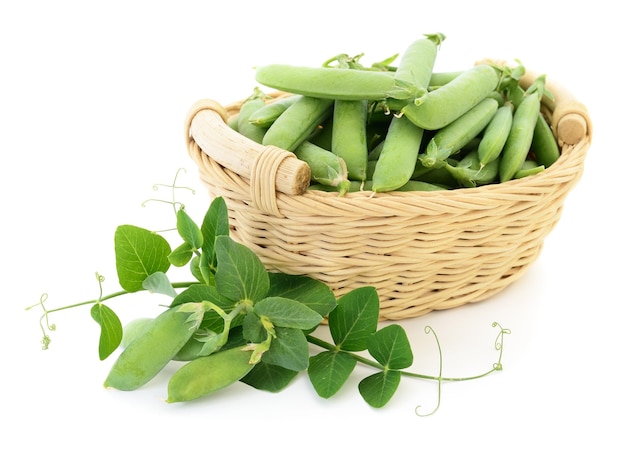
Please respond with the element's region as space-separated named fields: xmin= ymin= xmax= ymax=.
xmin=167 ymin=347 xmax=255 ymax=403
xmin=104 ymin=306 xmax=197 ymax=391
xmin=120 ymin=317 xmax=153 ymax=349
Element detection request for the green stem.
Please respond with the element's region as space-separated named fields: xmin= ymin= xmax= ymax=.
xmin=305 ymin=333 xmax=502 ymax=383
xmin=31 ymin=281 xmax=200 ymax=315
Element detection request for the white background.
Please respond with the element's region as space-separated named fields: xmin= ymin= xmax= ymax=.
xmin=2 ymin=1 xmax=624 ymax=452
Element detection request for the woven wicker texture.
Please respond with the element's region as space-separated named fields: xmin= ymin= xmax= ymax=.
xmin=185 ymin=76 xmax=592 ymax=320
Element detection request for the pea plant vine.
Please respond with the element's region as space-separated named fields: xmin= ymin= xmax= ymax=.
xmin=26 ymin=170 xmax=510 ymax=415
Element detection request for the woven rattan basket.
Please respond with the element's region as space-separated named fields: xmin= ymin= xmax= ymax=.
xmin=184 ymin=71 xmax=592 ymax=320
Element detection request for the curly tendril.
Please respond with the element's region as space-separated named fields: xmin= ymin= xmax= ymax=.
xmin=411 ymin=322 xmax=511 ymax=416
xmin=415 ymin=325 xmax=443 ymax=417
xmin=25 ymin=293 xmax=56 ymax=350
xmin=492 ymin=322 xmax=511 ymax=371
xmin=95 ymin=272 xmax=105 ymax=301
xmin=141 ymin=168 xmax=195 ymax=214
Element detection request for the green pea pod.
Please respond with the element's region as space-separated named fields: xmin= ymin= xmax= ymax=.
xmin=485 ymin=90 xmax=505 ymax=106
xmin=367 ymin=139 xmax=385 ymax=161
xmin=465 ymin=150 xmax=500 ymax=186
xmin=167 ymin=347 xmax=254 ymax=403
xmin=401 ymin=64 xmax=499 ymax=130
xmin=394 ymin=33 xmax=444 ymax=100
xmin=227 ymin=116 xmax=239 ymax=132
xmin=428 ymin=70 xmax=462 ymax=89
xmin=366 ymin=159 xmax=377 ymax=180
xmin=309 ymin=179 xmax=446 ymax=193
xmin=104 ymin=306 xmax=196 ymax=391
xmin=412 ymin=163 xmax=459 ymax=188
xmin=513 ymin=160 xmax=545 ymax=179
xmin=255 ymin=64 xmax=419 ymax=101
xmin=419 ymin=97 xmax=498 ymax=168
xmin=262 ymin=96 xmax=333 ymax=151
xmin=173 ymin=325 xmax=247 ymax=362
xmin=475 ymin=158 xmax=501 ymax=185
xmin=531 ymin=113 xmax=560 ymax=167
xmin=332 ymin=99 xmax=369 ymax=182
xmin=307 ymin=117 xmax=333 ymax=150
xmin=120 ymin=317 xmax=153 ymax=349
xmin=499 ymin=91 xmax=541 ymax=182
xmin=397 ymin=180 xmax=448 ymax=191
xmin=309 ymin=180 xmax=372 ymax=192
xmin=247 ymin=94 xmax=302 ymax=128
xmin=172 ymin=335 xmax=207 ymax=362
xmin=294 ymin=141 xmax=351 ymax=195
xmin=372 ymin=33 xmax=442 ymax=194
xmin=237 ymin=90 xmax=268 ymax=144
xmin=477 ymin=103 xmax=514 ymax=167
xmin=371 ymin=115 xmax=425 ymax=192
xmin=444 ymin=151 xmax=500 ymax=188
xmin=443 ymin=163 xmax=478 ymax=188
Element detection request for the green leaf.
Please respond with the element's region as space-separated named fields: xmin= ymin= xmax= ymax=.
xmin=358 ymin=370 xmax=402 ymax=408
xmin=268 ymin=273 xmax=337 ymax=317
xmin=114 ymin=225 xmax=171 ymax=292
xmin=189 ymin=255 xmax=205 ymax=284
xmin=142 ymin=272 xmax=177 ymax=298
xmin=240 ymin=362 xmax=299 ymax=393
xmin=308 ymin=351 xmax=356 ymax=398
xmin=201 ymin=196 xmax=230 ymax=258
xmin=367 ymin=324 xmax=414 ymax=370
xmin=328 ymin=286 xmax=379 ymax=352
xmin=171 ymin=284 xmax=238 ymax=333
xmin=90 ymin=303 xmax=123 ymax=361
xmin=168 ymin=242 xmax=193 ymax=267
xmin=254 ymin=297 xmax=323 ymax=330
xmin=176 ymin=208 xmax=203 ymax=251
xmin=242 ymin=311 xmax=265 ymax=343
xmin=171 ymin=283 xmax=235 ymax=308
xmin=198 ymin=249 xmax=214 ymax=285
xmin=214 ymin=236 xmax=269 ymax=303
xmin=262 ymin=326 xmax=309 ymax=372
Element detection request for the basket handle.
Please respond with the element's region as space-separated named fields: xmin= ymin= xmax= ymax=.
xmin=520 ymin=71 xmax=593 ymax=146
xmin=184 ymin=99 xmax=312 ymax=201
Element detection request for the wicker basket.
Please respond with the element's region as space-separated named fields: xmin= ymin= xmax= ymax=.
xmin=184 ymin=70 xmax=593 ymax=320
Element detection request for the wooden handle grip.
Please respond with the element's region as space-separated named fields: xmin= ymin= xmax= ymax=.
xmin=185 ymin=99 xmax=311 ymax=196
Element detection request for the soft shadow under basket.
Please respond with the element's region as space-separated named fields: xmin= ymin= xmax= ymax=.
xmin=184 ymin=70 xmax=593 ymax=320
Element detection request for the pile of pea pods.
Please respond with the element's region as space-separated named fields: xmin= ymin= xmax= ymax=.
xmin=231 ymin=33 xmax=560 ymax=195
